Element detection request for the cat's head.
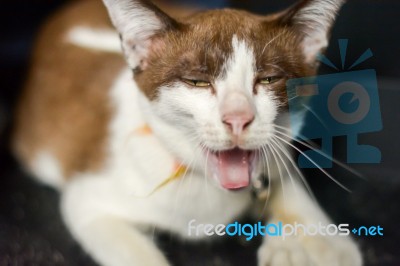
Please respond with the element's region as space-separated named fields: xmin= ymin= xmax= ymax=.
xmin=103 ymin=0 xmax=345 ymax=190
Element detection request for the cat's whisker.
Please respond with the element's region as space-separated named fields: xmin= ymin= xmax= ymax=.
xmin=264 ymin=149 xmax=272 ymax=216
xmin=201 ymin=143 xmax=213 ymax=210
xmin=272 ymin=124 xmax=364 ymax=179
xmin=168 ymin=131 xmax=213 ymax=214
xmin=257 ymin=148 xmax=266 ymax=217
xmin=301 ymin=104 xmax=330 ymax=132
xmin=204 ymin=150 xmax=211 ymax=204
xmin=271 ymin=136 xmax=316 ymax=202
xmin=171 ymin=144 xmax=200 ymax=218
xmin=287 ymin=95 xmax=299 ymax=101
xmin=269 ymin=138 xmax=299 ymax=198
xmin=265 ymin=142 xmax=287 ymax=213
xmin=274 ymin=134 xmax=352 ymax=192
xmin=168 ymin=142 xmax=206 ymax=241
xmin=187 ymin=154 xmax=199 ymax=195
xmin=169 ymin=144 xmax=202 ymax=240
xmin=258 ymin=146 xmax=272 ymax=219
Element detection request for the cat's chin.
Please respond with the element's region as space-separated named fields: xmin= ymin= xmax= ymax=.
xmin=205 ymin=147 xmax=257 ymax=190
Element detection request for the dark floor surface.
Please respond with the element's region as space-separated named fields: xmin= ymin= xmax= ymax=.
xmin=1 ymin=0 xmax=400 ymax=265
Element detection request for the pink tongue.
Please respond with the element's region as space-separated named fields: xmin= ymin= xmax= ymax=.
xmin=216 ymin=149 xmax=250 ymax=189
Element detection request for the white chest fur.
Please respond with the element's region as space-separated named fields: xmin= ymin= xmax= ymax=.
xmin=61 ymin=69 xmax=253 ymax=240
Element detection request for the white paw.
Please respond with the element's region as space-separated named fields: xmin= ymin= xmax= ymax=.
xmin=258 ymin=235 xmax=362 ymax=266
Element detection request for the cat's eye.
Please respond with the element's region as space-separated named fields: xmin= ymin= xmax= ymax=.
xmin=259 ymin=76 xmax=281 ymax=85
xmin=182 ymin=79 xmax=211 ymax=88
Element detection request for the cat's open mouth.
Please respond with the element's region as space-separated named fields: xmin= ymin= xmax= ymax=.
xmin=207 ymin=148 xmax=257 ymax=190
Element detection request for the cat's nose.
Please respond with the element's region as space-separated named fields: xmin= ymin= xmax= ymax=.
xmin=220 ymin=91 xmax=255 ymax=136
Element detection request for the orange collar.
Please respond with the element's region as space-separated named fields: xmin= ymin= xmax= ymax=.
xmin=133 ymin=124 xmax=187 ymax=196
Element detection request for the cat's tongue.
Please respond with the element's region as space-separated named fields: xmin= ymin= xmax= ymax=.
xmin=212 ymin=148 xmax=251 ymax=189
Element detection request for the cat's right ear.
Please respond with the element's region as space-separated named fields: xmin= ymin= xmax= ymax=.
xmin=102 ymin=0 xmax=179 ymax=71
xmin=277 ymin=0 xmax=345 ymax=65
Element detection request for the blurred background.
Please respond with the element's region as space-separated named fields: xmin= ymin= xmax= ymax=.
xmin=0 ymin=0 xmax=399 ymax=265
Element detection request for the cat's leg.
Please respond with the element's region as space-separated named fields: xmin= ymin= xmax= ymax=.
xmin=257 ymin=179 xmax=362 ymax=266
xmin=61 ymin=177 xmax=170 ymax=266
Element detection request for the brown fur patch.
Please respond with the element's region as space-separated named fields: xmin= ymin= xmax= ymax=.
xmin=13 ymin=0 xmax=125 ymax=178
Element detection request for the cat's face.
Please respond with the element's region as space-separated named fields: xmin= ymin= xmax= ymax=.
xmin=103 ymin=0 xmax=342 ymax=189
xmin=135 ymin=10 xmax=315 ymax=189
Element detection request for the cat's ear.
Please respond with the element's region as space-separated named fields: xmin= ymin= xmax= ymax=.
xmin=279 ymin=0 xmax=345 ymax=64
xmin=102 ymin=0 xmax=179 ymax=70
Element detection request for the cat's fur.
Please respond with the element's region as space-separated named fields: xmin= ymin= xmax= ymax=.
xmin=13 ymin=0 xmax=362 ymax=265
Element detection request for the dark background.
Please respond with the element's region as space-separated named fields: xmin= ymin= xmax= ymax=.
xmin=0 ymin=0 xmax=399 ymax=265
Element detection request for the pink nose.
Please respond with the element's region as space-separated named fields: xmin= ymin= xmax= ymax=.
xmin=220 ymin=92 xmax=255 ymax=136
xmin=223 ymin=114 xmax=254 ymax=136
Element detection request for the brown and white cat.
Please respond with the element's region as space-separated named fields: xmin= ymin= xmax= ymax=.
xmin=13 ymin=0 xmax=362 ymax=265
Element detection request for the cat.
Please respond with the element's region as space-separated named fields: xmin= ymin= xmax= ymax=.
xmin=13 ymin=0 xmax=363 ymax=265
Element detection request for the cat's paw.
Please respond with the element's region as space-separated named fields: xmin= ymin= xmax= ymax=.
xmin=257 ymin=235 xmax=362 ymax=266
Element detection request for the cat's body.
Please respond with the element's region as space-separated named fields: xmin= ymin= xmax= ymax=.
xmin=13 ymin=0 xmax=362 ymax=265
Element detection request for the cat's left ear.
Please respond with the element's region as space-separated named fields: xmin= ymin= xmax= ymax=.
xmin=102 ymin=0 xmax=179 ymax=70
xmin=278 ymin=0 xmax=346 ymax=64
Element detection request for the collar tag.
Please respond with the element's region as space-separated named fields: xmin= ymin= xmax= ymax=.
xmin=251 ymin=174 xmax=270 ymax=200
